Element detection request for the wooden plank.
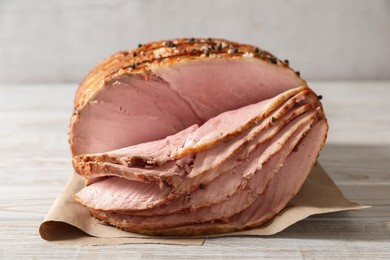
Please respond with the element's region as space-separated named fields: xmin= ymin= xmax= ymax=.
xmin=320 ymin=144 xmax=390 ymax=184
xmin=311 ymin=81 xmax=390 ymax=145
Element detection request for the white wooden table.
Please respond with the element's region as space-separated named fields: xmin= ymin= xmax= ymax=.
xmin=0 ymin=82 xmax=389 ymax=259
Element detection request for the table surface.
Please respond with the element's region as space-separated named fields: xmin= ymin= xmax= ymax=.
xmin=0 ymin=81 xmax=389 ymax=259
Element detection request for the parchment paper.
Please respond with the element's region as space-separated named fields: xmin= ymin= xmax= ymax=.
xmin=39 ymin=164 xmax=368 ymax=245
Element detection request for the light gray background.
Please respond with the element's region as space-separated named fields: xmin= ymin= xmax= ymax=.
xmin=0 ymin=0 xmax=389 ymax=83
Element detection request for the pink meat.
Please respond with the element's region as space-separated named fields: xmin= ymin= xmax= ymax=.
xmin=75 ymin=109 xmax=319 ymax=226
xmin=74 ymin=87 xmax=316 ymax=185
xmin=116 ymin=101 xmax=320 ymax=216
xmin=74 ymin=88 xmax=320 ymax=211
xmin=88 ymin=119 xmax=327 ymax=236
xmin=74 ymin=86 xmax=306 ymax=172
xmin=174 ymin=86 xmax=306 ymax=157
xmin=72 ymin=59 xmax=305 ymax=156
xmin=91 ymin=124 xmax=198 ymax=167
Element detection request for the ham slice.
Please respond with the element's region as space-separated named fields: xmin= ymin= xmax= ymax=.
xmin=74 ymin=87 xmax=319 ymax=210
xmin=70 ymin=38 xmax=328 ymax=236
xmin=86 ymin=119 xmax=327 ymax=235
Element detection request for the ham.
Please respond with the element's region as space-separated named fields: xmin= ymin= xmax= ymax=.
xmin=76 ymin=108 xmax=321 ymax=230
xmin=70 ymin=38 xmax=328 ymax=236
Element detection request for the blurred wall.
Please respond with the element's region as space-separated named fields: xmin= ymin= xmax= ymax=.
xmin=0 ymin=0 xmax=389 ymax=83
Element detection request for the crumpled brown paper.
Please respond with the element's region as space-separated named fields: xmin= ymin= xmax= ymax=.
xmin=39 ymin=164 xmax=368 ymax=245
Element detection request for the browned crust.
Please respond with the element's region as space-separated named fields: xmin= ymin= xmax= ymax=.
xmin=69 ymin=38 xmax=306 ymax=155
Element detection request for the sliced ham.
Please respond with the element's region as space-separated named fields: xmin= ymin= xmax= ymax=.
xmin=70 ymin=38 xmax=328 ymax=236
xmin=120 ymin=102 xmax=320 ymax=216
xmin=74 ymin=87 xmax=319 ymax=211
xmin=88 ymin=119 xmax=328 ymax=236
xmin=74 ymin=87 xmax=316 ymax=184
xmin=77 ymin=108 xmax=321 ymax=231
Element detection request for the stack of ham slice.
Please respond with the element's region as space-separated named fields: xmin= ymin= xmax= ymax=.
xmin=70 ymin=38 xmax=328 ymax=236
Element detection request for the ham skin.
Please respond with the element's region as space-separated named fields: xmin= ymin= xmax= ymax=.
xmin=70 ymin=38 xmax=328 ymax=236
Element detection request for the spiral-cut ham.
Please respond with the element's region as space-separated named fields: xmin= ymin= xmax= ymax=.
xmin=70 ymin=38 xmax=328 ymax=236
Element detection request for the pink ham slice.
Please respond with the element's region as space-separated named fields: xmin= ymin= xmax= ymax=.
xmin=161 ymin=120 xmax=328 ymax=235
xmin=88 ymin=119 xmax=328 ymax=236
xmin=173 ymin=86 xmax=307 ymax=157
xmin=79 ymin=124 xmax=199 ymax=168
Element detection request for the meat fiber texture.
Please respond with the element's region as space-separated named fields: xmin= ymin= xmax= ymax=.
xmin=70 ymin=38 xmax=328 ymax=236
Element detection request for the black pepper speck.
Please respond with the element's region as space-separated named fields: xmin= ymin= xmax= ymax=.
xmin=270 ymin=57 xmax=277 ymax=64
xmin=165 ymin=41 xmax=176 ymax=48
xmin=216 ymin=43 xmax=222 ymax=51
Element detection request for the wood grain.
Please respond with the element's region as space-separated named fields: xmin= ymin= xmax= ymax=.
xmin=0 ymin=82 xmax=389 ymax=259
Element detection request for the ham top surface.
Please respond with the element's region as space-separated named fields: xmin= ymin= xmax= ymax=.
xmin=70 ymin=38 xmax=328 ymax=236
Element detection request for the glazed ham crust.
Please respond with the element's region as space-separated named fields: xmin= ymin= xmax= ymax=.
xmin=72 ymin=38 xmax=300 ymax=112
xmin=70 ymin=38 xmax=328 ymax=236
